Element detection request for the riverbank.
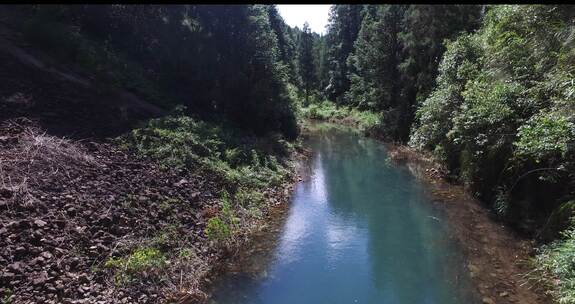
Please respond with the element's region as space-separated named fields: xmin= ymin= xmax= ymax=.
xmin=386 ymin=145 xmax=552 ymax=304
xmin=0 ymin=116 xmax=306 ymax=303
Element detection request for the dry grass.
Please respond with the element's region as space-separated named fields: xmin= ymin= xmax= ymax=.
xmin=0 ymin=118 xmax=97 ymax=206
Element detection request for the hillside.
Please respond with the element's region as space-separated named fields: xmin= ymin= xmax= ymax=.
xmin=0 ymin=7 xmax=300 ymax=303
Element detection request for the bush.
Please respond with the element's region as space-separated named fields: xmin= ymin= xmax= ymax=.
xmin=535 ymin=221 xmax=575 ymax=303
xmin=205 ymin=191 xmax=241 ymax=242
xmin=119 ymin=109 xmax=294 ymax=193
xmin=235 ymin=188 xmax=265 ymax=208
xmin=516 ymin=112 xmax=575 ymax=163
xmin=409 ymin=5 xmax=575 ymax=225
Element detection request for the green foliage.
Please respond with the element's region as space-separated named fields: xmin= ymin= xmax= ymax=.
xmin=205 ymin=191 xmax=241 ymax=242
xmin=235 ymin=188 xmax=266 ymax=218
xmin=540 ymin=200 xmax=575 ymax=241
xmin=119 ymin=112 xmax=294 ymax=244
xmin=267 ymin=6 xmax=299 ymax=85
xmin=205 ymin=217 xmax=231 ymax=242
xmin=410 ymin=5 xmax=575 ymax=228
xmin=298 ymin=100 xmax=383 ymax=134
xmin=104 ymin=247 xmax=167 ymax=284
xmin=177 ymin=248 xmax=198 ymax=261
xmin=516 ymin=112 xmax=575 ymax=162
xmin=535 ymin=220 xmax=575 ymax=303
xmin=235 ymin=188 xmax=265 ymax=208
xmin=324 ymin=4 xmax=482 ymax=141
xmin=118 ymin=108 xmax=293 ymax=191
xmin=298 ymin=22 xmax=317 ymax=105
xmin=346 ymin=5 xmax=404 ymax=112
xmin=2 ymin=288 xmax=12 ymax=304
xmin=151 ymin=224 xmax=180 ymax=248
xmin=494 ymin=187 xmax=511 ymax=217
xmin=452 ymin=78 xmax=520 ymax=151
xmin=325 ymin=5 xmax=365 ymax=103
xmin=14 ymin=5 xmax=299 ymax=139
xmin=119 ymin=111 xmax=224 ymax=170
xmin=410 ymin=34 xmax=481 ymax=151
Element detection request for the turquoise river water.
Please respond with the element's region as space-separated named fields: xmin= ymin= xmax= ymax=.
xmin=210 ymin=124 xmax=478 ymax=304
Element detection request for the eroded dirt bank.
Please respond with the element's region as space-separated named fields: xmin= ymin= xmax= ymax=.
xmin=386 ymin=145 xmax=551 ymax=304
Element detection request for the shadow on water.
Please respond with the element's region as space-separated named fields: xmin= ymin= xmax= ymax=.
xmin=209 ymin=123 xmax=479 ymax=304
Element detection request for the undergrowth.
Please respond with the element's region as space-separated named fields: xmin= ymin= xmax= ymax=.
xmin=533 ymin=219 xmax=575 ymax=303
xmin=117 ymin=106 xmax=294 ymax=190
xmin=117 ymin=106 xmax=296 ymax=245
xmin=298 ymin=100 xmax=383 ymax=134
xmin=104 ymin=247 xmax=167 ymax=285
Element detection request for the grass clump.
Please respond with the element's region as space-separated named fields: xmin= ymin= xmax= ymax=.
xmin=235 ymin=188 xmax=265 ymax=208
xmin=151 ymin=224 xmax=181 ymax=249
xmin=2 ymin=288 xmax=13 ymax=304
xmin=205 ymin=217 xmax=231 ymax=242
xmin=205 ymin=192 xmax=239 ymax=243
xmin=104 ymin=247 xmax=167 ymax=284
xmin=234 ymin=188 xmax=266 ymax=218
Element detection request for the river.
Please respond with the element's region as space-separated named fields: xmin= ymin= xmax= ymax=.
xmin=210 ymin=123 xmax=478 ymax=304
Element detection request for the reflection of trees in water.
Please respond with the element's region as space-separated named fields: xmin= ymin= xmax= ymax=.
xmin=311 ymin=125 xmax=474 ymax=303
xmin=213 ymin=124 xmax=476 ymax=303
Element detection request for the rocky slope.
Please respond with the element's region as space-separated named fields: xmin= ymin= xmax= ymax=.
xmin=0 ymin=118 xmax=214 ymax=303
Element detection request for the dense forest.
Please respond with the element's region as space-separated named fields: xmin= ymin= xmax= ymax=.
xmin=0 ymin=4 xmax=574 ymax=304
xmin=296 ymin=4 xmax=574 ymax=240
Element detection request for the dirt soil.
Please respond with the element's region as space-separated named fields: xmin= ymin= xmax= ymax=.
xmin=386 ymin=144 xmax=552 ymax=304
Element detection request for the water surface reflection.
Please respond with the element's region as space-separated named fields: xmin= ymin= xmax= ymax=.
xmin=211 ymin=124 xmax=477 ymax=304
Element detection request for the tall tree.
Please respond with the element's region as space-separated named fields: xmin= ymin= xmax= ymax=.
xmin=396 ymin=5 xmax=482 ymax=140
xmin=313 ymin=33 xmax=330 ymax=95
xmin=324 ymin=5 xmax=364 ymax=103
xmin=267 ymin=5 xmax=299 ymax=85
xmin=298 ymin=22 xmax=316 ymax=105
xmin=347 ymin=5 xmax=405 ymax=113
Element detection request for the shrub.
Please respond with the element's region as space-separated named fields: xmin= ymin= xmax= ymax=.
xmin=534 ymin=221 xmax=575 ymax=303
xmin=205 ymin=217 xmax=231 ymax=242
xmin=119 ymin=109 xmax=293 ymax=190
xmin=515 ymin=112 xmax=575 ymax=163
xmin=235 ymin=188 xmax=265 ymax=208
xmin=298 ymin=99 xmax=384 ymax=135
xmin=409 ymin=5 xmax=575 ymax=225
xmin=204 ymin=191 xmax=241 ymax=242
xmin=104 ymin=247 xmax=167 ymax=284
